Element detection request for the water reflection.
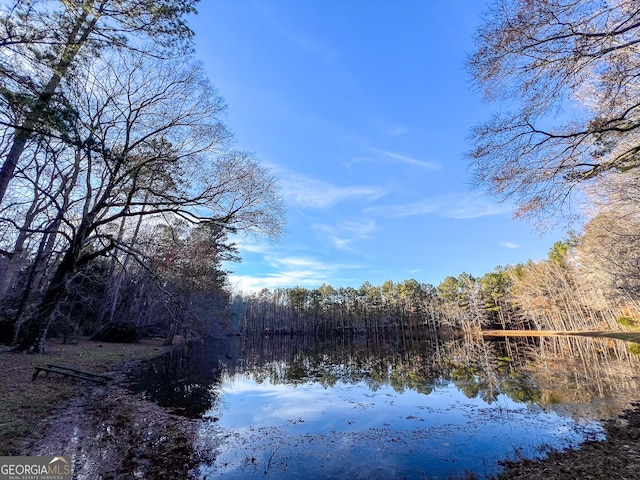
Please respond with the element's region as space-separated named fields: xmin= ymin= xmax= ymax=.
xmin=195 ymin=375 xmax=602 ymax=479
xmin=126 ymin=332 xmax=640 ymax=478
xmin=125 ymin=339 xmax=228 ymax=418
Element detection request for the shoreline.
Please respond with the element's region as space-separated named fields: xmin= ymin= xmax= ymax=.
xmin=0 ymin=337 xmax=177 ymax=456
xmin=481 ymin=329 xmax=640 ymax=343
xmin=3 ymin=337 xmax=200 ymax=479
xmin=28 ymin=358 xmax=199 ymax=479
xmin=493 ymin=402 xmax=640 ymax=479
xmin=4 ymin=335 xmax=640 ymax=479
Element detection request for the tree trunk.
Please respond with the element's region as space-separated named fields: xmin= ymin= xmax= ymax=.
xmin=16 ymin=210 xmax=113 ymax=352
xmin=0 ymin=7 xmax=96 ymax=205
xmin=163 ymin=322 xmax=178 ymax=346
xmin=17 ymin=243 xmax=79 ymax=352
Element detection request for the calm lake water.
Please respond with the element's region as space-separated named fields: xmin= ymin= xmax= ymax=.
xmin=127 ymin=332 xmax=640 ymax=479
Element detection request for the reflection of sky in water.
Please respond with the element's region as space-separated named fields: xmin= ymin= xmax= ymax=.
xmin=194 ymin=374 xmax=604 ymax=479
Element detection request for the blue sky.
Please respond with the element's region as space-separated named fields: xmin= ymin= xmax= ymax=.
xmin=189 ymin=1 xmax=565 ymax=292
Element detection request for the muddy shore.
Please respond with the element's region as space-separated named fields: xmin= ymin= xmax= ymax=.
xmin=493 ymin=402 xmax=640 ymax=479
xmin=0 ymin=338 xmax=201 ymax=478
xmin=9 ymin=337 xmax=640 ymax=479
xmin=28 ymin=365 xmax=199 ymax=480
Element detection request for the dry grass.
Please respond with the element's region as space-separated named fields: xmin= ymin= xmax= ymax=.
xmin=0 ymin=338 xmax=172 ymax=455
xmin=482 ymin=329 xmax=640 ymax=343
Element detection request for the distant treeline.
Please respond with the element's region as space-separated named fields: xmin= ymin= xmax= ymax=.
xmin=230 ymin=279 xmax=442 ymax=335
xmin=231 ymin=239 xmax=640 ymax=335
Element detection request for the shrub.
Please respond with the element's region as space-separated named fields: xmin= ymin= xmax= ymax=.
xmin=627 ymin=343 xmax=640 ymax=355
xmin=616 ymin=316 xmax=638 ymax=328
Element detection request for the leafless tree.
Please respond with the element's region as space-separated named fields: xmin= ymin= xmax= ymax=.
xmin=561 ymin=163 xmax=640 ymax=315
xmin=468 ymin=0 xmax=640 ymax=222
xmin=0 ymin=0 xmax=199 ymax=206
xmin=15 ymin=51 xmax=284 ymax=352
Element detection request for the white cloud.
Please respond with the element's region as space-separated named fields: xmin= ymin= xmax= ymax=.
xmin=313 ymin=219 xmax=377 ymax=250
xmin=227 ymin=253 xmax=363 ymax=293
xmin=228 ymin=273 xmax=318 ymax=292
xmin=231 ymin=239 xmax=272 ymax=254
xmin=365 ymin=193 xmax=512 ymax=219
xmin=386 ymin=125 xmax=411 ymax=136
xmin=281 ymin=174 xmax=386 ymax=208
xmin=444 ymin=197 xmax=510 ymax=219
xmin=366 ymin=201 xmax=437 ymax=218
xmin=501 ymin=242 xmax=520 ymax=249
xmin=370 ymin=149 xmax=442 ymax=170
xmin=269 ymin=256 xmax=330 ymax=270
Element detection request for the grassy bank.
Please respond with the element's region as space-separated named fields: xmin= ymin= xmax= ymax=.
xmin=0 ymin=338 xmax=173 ymax=456
xmin=481 ymin=329 xmax=640 ymax=343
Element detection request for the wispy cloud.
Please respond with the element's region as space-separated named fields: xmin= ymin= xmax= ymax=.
xmin=231 ymin=239 xmax=272 ymax=255
xmin=313 ymin=219 xmax=377 ymax=250
xmin=281 ymin=174 xmax=386 ymax=208
xmin=365 ymin=192 xmax=512 ymax=219
xmin=370 ymin=149 xmax=442 ymax=170
xmin=255 ymin=2 xmax=338 ymax=62
xmin=386 ymin=125 xmax=411 ymax=136
xmin=501 ymin=242 xmax=520 ymax=249
xmin=228 ymin=274 xmax=310 ymax=293
xmin=227 ymin=253 xmax=363 ymax=292
xmin=367 ymin=119 xmax=412 ymax=137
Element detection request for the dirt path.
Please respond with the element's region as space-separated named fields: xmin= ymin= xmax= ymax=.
xmin=28 ymin=366 xmax=200 ymax=480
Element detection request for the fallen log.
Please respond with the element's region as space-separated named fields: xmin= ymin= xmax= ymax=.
xmin=32 ymin=364 xmax=111 ymax=384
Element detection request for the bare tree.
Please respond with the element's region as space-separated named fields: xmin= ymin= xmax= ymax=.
xmin=0 ymin=0 xmax=199 ymax=206
xmin=468 ymin=0 xmax=640 ymax=222
xmin=564 ymin=164 xmax=640 ymax=314
xmin=15 ymin=52 xmax=284 ymax=352
xmin=577 ymin=210 xmax=640 ymax=303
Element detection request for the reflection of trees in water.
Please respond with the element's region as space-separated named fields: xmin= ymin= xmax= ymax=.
xmin=128 ymin=332 xmax=640 ymax=422
xmin=127 ymin=332 xmax=640 ymax=418
xmin=234 ymin=332 xmax=450 ymax=393
xmin=440 ymin=333 xmax=541 ymax=405
xmin=127 ymin=339 xmax=230 ymax=418
xmin=229 ymin=332 xmax=640 ymax=420
xmin=518 ymin=335 xmax=640 ymax=419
